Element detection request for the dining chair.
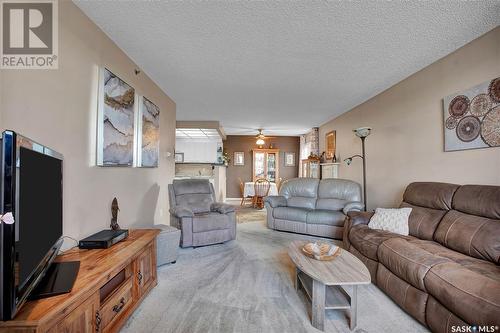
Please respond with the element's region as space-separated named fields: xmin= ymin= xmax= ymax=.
xmin=253 ymin=178 xmax=271 ymax=209
xmin=276 ymin=177 xmax=285 ymax=193
xmin=238 ymin=178 xmax=253 ymax=206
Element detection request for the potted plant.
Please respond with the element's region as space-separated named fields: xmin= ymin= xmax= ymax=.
xmin=222 ymin=151 xmax=231 ymax=166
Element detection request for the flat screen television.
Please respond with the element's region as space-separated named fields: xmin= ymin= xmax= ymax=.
xmin=0 ymin=130 xmax=64 ymax=320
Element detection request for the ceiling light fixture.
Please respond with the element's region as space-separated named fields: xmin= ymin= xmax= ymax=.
xmin=256 ymin=129 xmax=265 ymax=145
xmin=353 ymin=127 xmax=372 ymax=138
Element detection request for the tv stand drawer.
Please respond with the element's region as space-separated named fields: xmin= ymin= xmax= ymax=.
xmin=99 ymin=277 xmax=133 ymax=331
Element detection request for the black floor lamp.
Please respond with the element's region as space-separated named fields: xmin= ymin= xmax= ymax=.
xmin=344 ymin=127 xmax=371 ymax=211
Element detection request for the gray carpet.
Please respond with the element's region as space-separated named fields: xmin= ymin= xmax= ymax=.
xmin=235 ymin=206 xmax=267 ymax=224
xmin=122 ymin=221 xmax=428 ymax=333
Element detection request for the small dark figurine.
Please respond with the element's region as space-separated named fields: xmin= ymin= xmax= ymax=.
xmin=110 ymin=197 xmax=120 ymax=230
xmin=320 ymin=152 xmax=326 ymax=163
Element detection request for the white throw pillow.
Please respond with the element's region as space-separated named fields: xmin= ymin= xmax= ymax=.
xmin=368 ymin=208 xmax=412 ymax=236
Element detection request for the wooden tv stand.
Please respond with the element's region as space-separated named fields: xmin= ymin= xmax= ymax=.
xmin=0 ymin=229 xmax=160 ymax=333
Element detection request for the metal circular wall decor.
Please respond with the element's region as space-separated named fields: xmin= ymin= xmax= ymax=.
xmin=445 ymin=116 xmax=459 ymax=130
xmin=448 ymin=95 xmax=470 ymax=118
xmin=488 ymin=77 xmax=500 ymax=103
xmin=481 ymin=105 xmax=500 ymax=147
xmin=456 ymin=116 xmax=481 ymax=142
xmin=470 ymin=94 xmax=492 ymax=117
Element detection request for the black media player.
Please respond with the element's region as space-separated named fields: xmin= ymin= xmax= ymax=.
xmin=78 ymin=229 xmax=129 ymax=249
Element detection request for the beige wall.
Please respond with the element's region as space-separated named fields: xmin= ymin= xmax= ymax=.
xmin=224 ymin=135 xmax=300 ymax=198
xmin=0 ymin=1 xmax=176 ymax=243
xmin=319 ymin=26 xmax=500 ymax=211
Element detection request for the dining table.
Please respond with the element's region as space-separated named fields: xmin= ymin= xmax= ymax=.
xmin=243 ymin=181 xmax=279 ymax=197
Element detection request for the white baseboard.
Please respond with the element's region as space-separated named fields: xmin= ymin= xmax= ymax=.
xmin=225 ymin=197 xmax=242 ymax=202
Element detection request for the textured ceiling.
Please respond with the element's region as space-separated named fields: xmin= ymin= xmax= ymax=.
xmin=75 ymin=1 xmax=500 ymax=136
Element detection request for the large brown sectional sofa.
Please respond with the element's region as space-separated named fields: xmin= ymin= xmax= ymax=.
xmin=343 ymin=182 xmax=500 ymax=332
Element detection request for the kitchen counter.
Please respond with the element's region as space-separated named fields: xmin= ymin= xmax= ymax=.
xmin=174 ymin=176 xmax=213 ymax=179
xmin=175 ymin=162 xmax=227 ymax=166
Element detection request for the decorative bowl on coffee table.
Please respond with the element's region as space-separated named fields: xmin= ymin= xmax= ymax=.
xmin=301 ymin=241 xmax=341 ymax=261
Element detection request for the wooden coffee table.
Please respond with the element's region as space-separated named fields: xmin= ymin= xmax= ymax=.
xmin=288 ymin=240 xmax=371 ymax=331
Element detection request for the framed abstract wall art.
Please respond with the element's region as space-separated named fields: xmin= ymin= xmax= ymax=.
xmin=137 ymin=96 xmax=160 ymax=167
xmin=97 ymin=68 xmax=137 ymax=166
xmin=443 ymin=77 xmax=500 ymax=152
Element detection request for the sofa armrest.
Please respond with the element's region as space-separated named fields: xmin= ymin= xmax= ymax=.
xmin=347 ymin=211 xmax=374 ymax=226
xmin=264 ymin=196 xmax=287 ymax=208
xmin=169 ymin=206 xmax=194 ymax=218
xmin=210 ymin=202 xmax=235 ymax=214
xmin=343 ymin=211 xmax=374 ymax=250
xmin=343 ymin=201 xmax=365 ymax=215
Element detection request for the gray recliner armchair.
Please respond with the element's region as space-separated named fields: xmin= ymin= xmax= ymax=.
xmin=168 ymin=179 xmax=236 ymax=247
xmin=264 ymin=178 xmax=363 ymax=239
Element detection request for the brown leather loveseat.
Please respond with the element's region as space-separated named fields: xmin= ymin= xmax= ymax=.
xmin=343 ymin=182 xmax=500 ymax=332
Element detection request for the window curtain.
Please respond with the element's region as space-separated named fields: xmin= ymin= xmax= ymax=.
xmin=299 ymin=135 xmax=308 ymax=177
xmin=299 ymin=128 xmax=319 ymax=177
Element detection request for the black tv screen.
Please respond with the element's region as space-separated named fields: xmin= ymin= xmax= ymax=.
xmin=1 ymin=131 xmax=63 ymax=320
xmin=17 ymin=147 xmax=63 ymax=288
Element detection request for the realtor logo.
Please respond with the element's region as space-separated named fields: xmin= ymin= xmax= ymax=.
xmin=1 ymin=0 xmax=58 ymax=69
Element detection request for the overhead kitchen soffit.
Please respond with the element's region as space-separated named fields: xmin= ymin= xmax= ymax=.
xmin=176 ymin=128 xmax=221 ymax=140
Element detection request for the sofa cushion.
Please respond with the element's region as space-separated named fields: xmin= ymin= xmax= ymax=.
xmin=426 ymin=296 xmax=468 ymax=333
xmin=280 ymin=178 xmax=319 ymax=209
xmin=406 ymin=238 xmax=480 ymax=263
xmin=400 ymin=182 xmax=458 ymax=241
xmin=192 ymin=229 xmax=233 ymax=246
xmin=349 ymin=246 xmax=377 ymax=281
xmin=273 ymin=207 xmax=308 ymax=222
xmin=175 ymin=194 xmax=212 ymax=214
xmin=434 ymin=210 xmax=500 ymax=264
xmin=402 ymin=182 xmax=459 ymax=210
xmin=399 ymin=202 xmax=447 ymax=240
xmin=376 ymin=264 xmax=428 ymax=325
xmin=424 ymin=261 xmax=500 ymax=326
xmin=316 ymin=179 xmax=361 ymax=210
xmin=170 ymin=206 xmax=194 ymax=218
xmin=349 ymin=225 xmax=405 ymax=261
xmin=173 ymin=179 xmax=212 ymax=195
xmin=315 ymin=179 xmax=361 ymax=211
xmin=192 ymin=212 xmax=231 ymax=233
xmin=286 ymin=197 xmax=317 ymax=210
xmin=172 ymin=179 xmax=214 ymax=213
xmin=280 ymin=178 xmax=319 ymax=198
xmin=377 ymin=238 xmax=450 ymax=291
xmin=306 ymin=210 xmax=345 ymax=226
xmin=317 ymin=179 xmax=362 ymax=201
xmin=315 ymin=198 xmax=348 ymax=211
xmin=453 ymin=184 xmax=500 ymax=220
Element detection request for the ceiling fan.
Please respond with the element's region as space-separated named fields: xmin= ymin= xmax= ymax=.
xmin=255 ymin=129 xmax=277 ymax=145
xmin=256 ymin=129 xmax=266 ymax=145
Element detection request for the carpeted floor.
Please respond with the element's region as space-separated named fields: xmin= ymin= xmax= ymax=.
xmin=235 ymin=206 xmax=267 ymax=224
xmin=121 ymin=219 xmax=428 ymax=333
